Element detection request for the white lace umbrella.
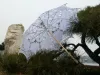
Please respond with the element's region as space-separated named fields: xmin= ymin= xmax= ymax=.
xmin=20 ymin=5 xmax=78 ymax=59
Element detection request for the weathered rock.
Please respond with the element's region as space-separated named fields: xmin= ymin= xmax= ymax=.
xmin=4 ymin=24 xmax=24 ymax=54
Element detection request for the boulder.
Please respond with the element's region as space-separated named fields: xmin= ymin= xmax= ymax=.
xmin=4 ymin=24 xmax=24 ymax=54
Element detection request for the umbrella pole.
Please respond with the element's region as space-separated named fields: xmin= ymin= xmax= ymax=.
xmin=48 ymin=31 xmax=79 ymax=64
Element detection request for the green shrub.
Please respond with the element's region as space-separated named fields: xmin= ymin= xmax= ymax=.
xmin=26 ymin=50 xmax=58 ymax=75
xmin=26 ymin=50 xmax=78 ymax=75
xmin=0 ymin=50 xmax=81 ymax=75
xmin=1 ymin=53 xmax=27 ymax=74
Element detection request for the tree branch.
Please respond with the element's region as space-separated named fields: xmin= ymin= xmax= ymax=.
xmin=81 ymin=33 xmax=100 ymax=65
xmin=81 ymin=33 xmax=86 ymax=44
xmin=94 ymin=47 xmax=100 ymax=55
xmin=94 ymin=36 xmax=100 ymax=46
xmin=72 ymin=43 xmax=82 ymax=52
xmin=60 ymin=43 xmax=82 ymax=53
xmin=60 ymin=43 xmax=75 ymax=50
xmin=93 ymin=36 xmax=100 ymax=55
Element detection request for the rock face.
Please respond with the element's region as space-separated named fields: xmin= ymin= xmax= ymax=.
xmin=4 ymin=24 xmax=24 ymax=54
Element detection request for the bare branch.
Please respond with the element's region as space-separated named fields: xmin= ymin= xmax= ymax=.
xmin=60 ymin=43 xmax=82 ymax=53
xmin=72 ymin=43 xmax=82 ymax=52
xmin=94 ymin=47 xmax=100 ymax=55
xmin=94 ymin=36 xmax=100 ymax=46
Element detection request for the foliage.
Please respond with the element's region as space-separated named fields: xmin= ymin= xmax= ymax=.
xmin=26 ymin=50 xmax=78 ymax=75
xmin=26 ymin=50 xmax=58 ymax=75
xmin=0 ymin=53 xmax=27 ymax=74
xmin=0 ymin=42 xmax=5 ymax=51
xmin=0 ymin=50 xmax=79 ymax=75
xmin=0 ymin=50 xmax=99 ymax=75
xmin=69 ymin=4 xmax=100 ymax=43
xmin=74 ymin=65 xmax=100 ymax=75
xmin=67 ymin=4 xmax=100 ymax=65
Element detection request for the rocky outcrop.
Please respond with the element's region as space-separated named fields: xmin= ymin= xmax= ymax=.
xmin=4 ymin=24 xmax=24 ymax=54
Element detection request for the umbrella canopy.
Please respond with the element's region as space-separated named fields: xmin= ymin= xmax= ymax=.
xmin=20 ymin=5 xmax=79 ymax=58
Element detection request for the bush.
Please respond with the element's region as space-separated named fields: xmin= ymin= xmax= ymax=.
xmin=1 ymin=53 xmax=27 ymax=74
xmin=26 ymin=50 xmax=58 ymax=75
xmin=1 ymin=49 xmax=95 ymax=75
xmin=26 ymin=50 xmax=78 ymax=75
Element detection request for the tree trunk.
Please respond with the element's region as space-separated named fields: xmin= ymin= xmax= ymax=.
xmin=81 ymin=33 xmax=100 ymax=65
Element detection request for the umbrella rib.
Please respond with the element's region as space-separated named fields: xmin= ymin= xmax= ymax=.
xmin=47 ymin=11 xmax=49 ymax=27
xmin=50 ymin=10 xmax=59 ymax=24
xmin=29 ymin=30 xmax=46 ymax=43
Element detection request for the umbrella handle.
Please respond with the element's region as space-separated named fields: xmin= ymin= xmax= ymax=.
xmin=48 ymin=31 xmax=79 ymax=64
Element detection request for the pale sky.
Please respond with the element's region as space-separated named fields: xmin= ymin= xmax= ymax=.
xmin=0 ymin=0 xmax=100 ymax=43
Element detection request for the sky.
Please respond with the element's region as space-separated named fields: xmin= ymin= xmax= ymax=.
xmin=0 ymin=0 xmax=100 ymax=43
